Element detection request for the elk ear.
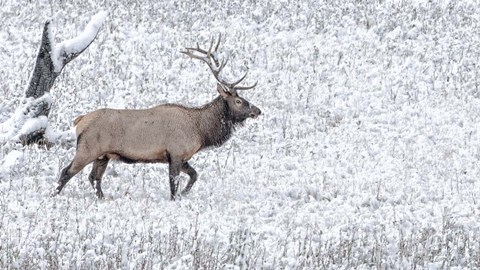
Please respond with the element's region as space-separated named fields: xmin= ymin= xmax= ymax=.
xmin=217 ymin=84 xmax=230 ymax=98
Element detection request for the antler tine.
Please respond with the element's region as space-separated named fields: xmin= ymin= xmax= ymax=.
xmin=181 ymin=50 xmax=217 ymax=78
xmin=214 ymin=34 xmax=222 ymax=53
xmin=182 ymin=48 xmax=216 ymax=70
xmin=229 ymin=74 xmax=256 ymax=96
xmin=208 ymin=34 xmax=224 ymax=68
xmin=183 ymin=38 xmax=214 ymax=56
xmin=231 ymin=71 xmax=249 ymax=88
xmin=181 ymin=50 xmax=204 ymax=60
xmin=217 ymin=56 xmax=229 ymax=75
xmin=207 ymin=37 xmax=215 ymax=56
xmin=234 ymin=81 xmax=258 ymax=91
xmin=191 ymin=42 xmax=208 ymax=55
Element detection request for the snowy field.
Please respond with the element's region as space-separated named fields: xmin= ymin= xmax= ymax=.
xmin=1 ymin=0 xmax=480 ymax=268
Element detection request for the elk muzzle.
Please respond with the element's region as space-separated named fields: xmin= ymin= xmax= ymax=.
xmin=249 ymin=106 xmax=261 ymax=119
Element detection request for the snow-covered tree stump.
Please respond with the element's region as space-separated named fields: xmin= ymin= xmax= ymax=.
xmin=0 ymin=12 xmax=107 ymax=147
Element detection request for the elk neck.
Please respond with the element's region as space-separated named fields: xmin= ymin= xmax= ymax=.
xmin=194 ymin=96 xmax=237 ymax=148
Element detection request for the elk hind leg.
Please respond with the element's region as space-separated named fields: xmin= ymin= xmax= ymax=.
xmin=180 ymin=162 xmax=198 ymax=195
xmin=88 ymin=157 xmax=109 ymax=199
xmin=55 ymin=155 xmax=92 ymax=196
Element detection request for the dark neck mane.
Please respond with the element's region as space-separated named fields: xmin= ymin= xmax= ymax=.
xmin=193 ymin=96 xmax=236 ymax=149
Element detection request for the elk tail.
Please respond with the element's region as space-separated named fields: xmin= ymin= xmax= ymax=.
xmin=74 ymin=115 xmax=85 ymax=126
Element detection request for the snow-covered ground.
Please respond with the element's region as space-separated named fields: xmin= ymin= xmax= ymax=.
xmin=1 ymin=0 xmax=480 ymax=268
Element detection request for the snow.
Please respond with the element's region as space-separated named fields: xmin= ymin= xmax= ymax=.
xmin=1 ymin=150 xmax=24 ymax=169
xmin=0 ymin=93 xmax=53 ymax=143
xmin=53 ymin=11 xmax=108 ymax=72
xmin=1 ymin=0 xmax=480 ymax=268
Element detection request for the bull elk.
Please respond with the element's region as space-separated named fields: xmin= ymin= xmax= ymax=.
xmin=54 ymin=36 xmax=261 ymax=200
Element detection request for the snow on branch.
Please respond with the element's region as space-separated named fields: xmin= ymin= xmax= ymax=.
xmin=53 ymin=11 xmax=108 ymax=73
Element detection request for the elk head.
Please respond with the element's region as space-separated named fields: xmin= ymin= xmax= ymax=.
xmin=181 ymin=35 xmax=261 ymax=123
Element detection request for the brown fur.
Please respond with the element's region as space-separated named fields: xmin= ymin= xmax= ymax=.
xmin=74 ymin=106 xmax=203 ymax=163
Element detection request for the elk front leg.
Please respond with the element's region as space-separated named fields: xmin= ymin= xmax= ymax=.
xmin=88 ymin=157 xmax=109 ymax=199
xmin=168 ymin=158 xmax=182 ymax=200
xmin=180 ymin=162 xmax=198 ymax=195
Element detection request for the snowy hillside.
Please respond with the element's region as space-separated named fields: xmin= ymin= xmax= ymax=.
xmin=1 ymin=0 xmax=480 ymax=268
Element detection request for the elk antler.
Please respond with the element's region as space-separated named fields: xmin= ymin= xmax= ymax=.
xmin=181 ymin=34 xmax=257 ymax=95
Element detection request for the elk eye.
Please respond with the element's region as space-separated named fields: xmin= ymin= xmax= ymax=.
xmin=235 ymin=99 xmax=243 ymax=105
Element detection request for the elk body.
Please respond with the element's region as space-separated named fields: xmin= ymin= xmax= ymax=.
xmin=54 ymin=37 xmax=261 ymax=200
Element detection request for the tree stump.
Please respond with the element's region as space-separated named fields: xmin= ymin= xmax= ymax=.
xmin=1 ymin=12 xmax=107 ymax=147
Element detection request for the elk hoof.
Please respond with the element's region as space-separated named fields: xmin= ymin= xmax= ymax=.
xmin=50 ymin=188 xmax=60 ymax=198
xmin=96 ymin=190 xmax=104 ymax=199
xmin=171 ymin=194 xmax=185 ymax=201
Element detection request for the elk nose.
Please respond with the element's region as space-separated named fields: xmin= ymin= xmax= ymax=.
xmin=250 ymin=107 xmax=261 ymax=118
